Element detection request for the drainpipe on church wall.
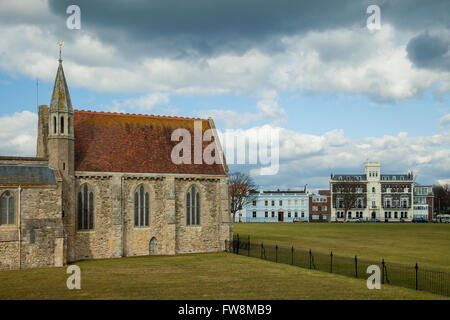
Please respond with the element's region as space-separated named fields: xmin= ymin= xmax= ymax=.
xmin=121 ymin=176 xmax=125 ymax=257
xmin=18 ymin=185 xmax=22 ymax=270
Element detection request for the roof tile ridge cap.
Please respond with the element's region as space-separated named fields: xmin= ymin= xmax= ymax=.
xmin=74 ymin=109 xmax=208 ymax=121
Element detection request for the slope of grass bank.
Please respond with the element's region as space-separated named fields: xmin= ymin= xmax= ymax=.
xmin=0 ymin=253 xmax=446 ymax=300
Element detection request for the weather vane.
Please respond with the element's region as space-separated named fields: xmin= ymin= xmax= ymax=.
xmin=58 ymin=41 xmax=64 ymax=61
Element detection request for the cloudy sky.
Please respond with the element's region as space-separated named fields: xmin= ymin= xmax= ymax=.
xmin=0 ymin=0 xmax=449 ymax=190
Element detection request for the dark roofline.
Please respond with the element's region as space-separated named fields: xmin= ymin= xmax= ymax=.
xmin=380 ymin=174 xmax=409 ymax=177
xmin=0 ymin=163 xmax=53 ymax=168
xmin=0 ymin=156 xmax=47 ymax=161
xmin=0 ymin=164 xmax=58 ymax=186
xmin=263 ymin=190 xmax=306 ymax=194
xmin=250 ymin=190 xmax=306 ymax=194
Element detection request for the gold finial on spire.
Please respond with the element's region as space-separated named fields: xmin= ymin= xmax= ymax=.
xmin=58 ymin=41 xmax=64 ymax=61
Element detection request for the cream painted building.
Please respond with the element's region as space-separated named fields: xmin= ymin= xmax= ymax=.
xmin=330 ymin=162 xmax=414 ymax=222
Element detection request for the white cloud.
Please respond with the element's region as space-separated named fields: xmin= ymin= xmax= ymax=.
xmin=438 ymin=179 xmax=450 ymax=186
xmin=272 ymin=26 xmax=444 ymax=101
xmin=108 ymin=93 xmax=170 ymax=112
xmin=0 ymin=111 xmax=37 ymax=157
xmin=197 ymin=91 xmax=286 ymax=128
xmin=440 ymin=114 xmax=450 ymax=128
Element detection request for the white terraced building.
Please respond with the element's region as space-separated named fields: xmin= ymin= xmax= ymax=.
xmin=246 ymin=188 xmax=310 ymax=222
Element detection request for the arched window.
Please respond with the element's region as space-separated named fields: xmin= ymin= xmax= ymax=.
xmin=53 ymin=116 xmax=57 ymax=134
xmin=0 ymin=191 xmax=15 ymax=225
xmin=372 ymin=187 xmax=376 ymax=193
xmin=77 ymin=184 xmax=94 ymax=230
xmin=186 ymin=185 xmax=200 ymax=225
xmin=60 ymin=116 xmax=64 ymax=134
xmin=134 ymin=185 xmax=149 ymax=227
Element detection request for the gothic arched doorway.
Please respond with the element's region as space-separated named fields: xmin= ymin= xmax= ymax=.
xmin=150 ymin=237 xmax=157 ymax=255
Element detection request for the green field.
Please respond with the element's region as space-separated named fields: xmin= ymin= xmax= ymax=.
xmin=1 ymin=223 xmax=448 ymax=300
xmin=0 ymin=253 xmax=445 ymax=300
xmin=233 ymin=223 xmax=450 ymax=271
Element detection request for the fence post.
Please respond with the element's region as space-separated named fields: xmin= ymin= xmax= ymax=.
xmin=355 ymin=255 xmax=358 ymax=278
xmin=381 ymin=259 xmax=385 ymax=284
xmin=248 ymin=235 xmax=250 ymax=257
xmin=309 ymin=249 xmax=312 ymax=269
xmin=330 ymin=251 xmax=333 ymax=273
xmin=260 ymin=242 xmax=263 ymax=259
xmin=275 ymin=244 xmax=278 ymax=263
xmin=291 ymin=246 xmax=294 ymax=265
xmin=236 ymin=234 xmax=240 ymax=254
xmin=415 ymin=263 xmax=418 ymax=291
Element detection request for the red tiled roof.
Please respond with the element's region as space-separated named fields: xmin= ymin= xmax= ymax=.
xmin=74 ymin=110 xmax=225 ymax=175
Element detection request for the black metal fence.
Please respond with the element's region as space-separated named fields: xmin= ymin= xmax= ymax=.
xmin=225 ymin=234 xmax=450 ymax=297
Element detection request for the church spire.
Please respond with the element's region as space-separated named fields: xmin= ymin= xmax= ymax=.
xmin=47 ymin=46 xmax=75 ymax=177
xmin=50 ymin=58 xmax=73 ymax=112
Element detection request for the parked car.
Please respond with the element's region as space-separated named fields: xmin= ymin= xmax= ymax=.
xmin=346 ymin=217 xmax=362 ymax=223
xmin=432 ymin=215 xmax=450 ymax=223
xmin=413 ymin=217 xmax=428 ymax=223
xmin=293 ymin=218 xmax=307 ymax=223
xmin=368 ymin=218 xmax=381 ymax=223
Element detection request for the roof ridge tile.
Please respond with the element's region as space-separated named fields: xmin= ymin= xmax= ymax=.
xmin=74 ymin=109 xmax=207 ymax=121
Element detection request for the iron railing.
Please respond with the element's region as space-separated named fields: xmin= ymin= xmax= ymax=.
xmin=225 ymin=234 xmax=450 ymax=297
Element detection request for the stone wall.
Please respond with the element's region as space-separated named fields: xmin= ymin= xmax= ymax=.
xmin=123 ymin=176 xmax=170 ymax=256
xmin=0 ymin=185 xmax=64 ymax=270
xmin=0 ymin=235 xmax=18 ymax=270
xmin=174 ymin=177 xmax=231 ymax=254
xmin=72 ymin=177 xmax=116 ymax=260
xmin=70 ymin=173 xmax=232 ymax=261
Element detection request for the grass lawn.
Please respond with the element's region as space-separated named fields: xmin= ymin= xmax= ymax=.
xmin=233 ymin=223 xmax=450 ymax=271
xmin=0 ymin=253 xmax=446 ymax=300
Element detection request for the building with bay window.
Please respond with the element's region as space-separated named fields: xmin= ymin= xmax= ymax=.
xmin=413 ymin=184 xmax=434 ymax=221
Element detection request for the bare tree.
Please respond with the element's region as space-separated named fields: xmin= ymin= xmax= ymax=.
xmin=434 ymin=184 xmax=450 ymax=215
xmin=334 ymin=183 xmax=361 ymax=222
xmin=229 ymin=172 xmax=258 ymax=222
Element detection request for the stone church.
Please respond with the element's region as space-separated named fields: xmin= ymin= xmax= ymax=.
xmin=0 ymin=59 xmax=232 ymax=270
